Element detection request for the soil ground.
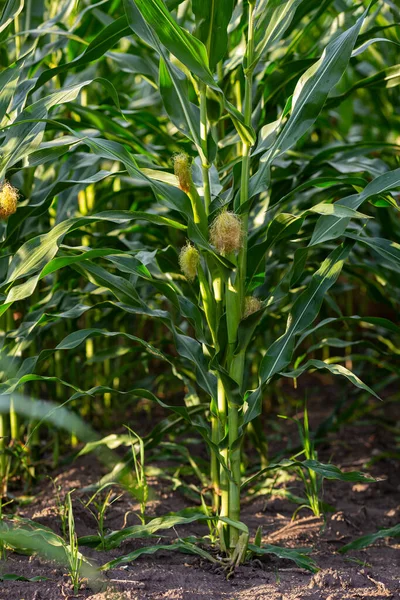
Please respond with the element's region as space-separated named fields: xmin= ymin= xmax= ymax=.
xmin=0 ymin=385 xmax=399 ymax=600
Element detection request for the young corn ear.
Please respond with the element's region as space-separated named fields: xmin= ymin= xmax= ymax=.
xmin=179 ymin=243 xmax=200 ymax=281
xmin=0 ymin=182 xmax=18 ymax=220
xmin=244 ymin=296 xmax=263 ymax=319
xmin=173 ymin=153 xmax=192 ymax=193
xmin=210 ymin=211 xmax=243 ymax=255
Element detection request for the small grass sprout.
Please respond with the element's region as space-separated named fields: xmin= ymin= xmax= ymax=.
xmin=66 ymin=491 xmax=83 ymax=594
xmin=50 ymin=477 xmax=68 ymax=539
xmin=127 ymin=427 xmax=148 ymax=525
xmin=83 ymin=484 xmax=122 ymax=551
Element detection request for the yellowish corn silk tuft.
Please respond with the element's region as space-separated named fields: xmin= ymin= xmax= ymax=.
xmin=179 ymin=243 xmax=200 ymax=282
xmin=0 ymin=182 xmax=18 ymax=220
xmin=173 ymin=153 xmax=192 ymax=193
xmin=244 ymin=296 xmax=263 ymax=319
xmin=210 ymin=211 xmax=243 ymax=255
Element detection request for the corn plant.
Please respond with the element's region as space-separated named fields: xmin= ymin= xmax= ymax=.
xmin=0 ymin=0 xmax=399 ymax=571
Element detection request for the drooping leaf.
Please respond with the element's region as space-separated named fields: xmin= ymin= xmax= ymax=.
xmin=345 ymin=234 xmax=400 ymax=271
xmin=33 ymin=16 xmax=132 ymax=91
xmin=339 ymin=523 xmax=400 ymax=554
xmin=249 ymin=543 xmax=317 ymax=573
xmin=82 ymin=511 xmax=209 ymax=550
xmin=0 ymin=79 xmax=120 ymax=177
xmin=0 ymin=520 xmax=100 ymax=586
xmin=101 ymin=539 xmax=217 ymax=570
xmin=242 ymin=458 xmax=375 ymax=489
xmin=310 ymin=167 xmax=400 ymax=246
xmin=281 ymin=360 xmax=381 ymax=400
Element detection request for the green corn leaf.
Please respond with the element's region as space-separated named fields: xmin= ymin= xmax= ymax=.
xmin=125 ymin=0 xmax=214 ymax=86
xmin=77 ymin=434 xmax=132 ymax=455
xmin=107 ymin=50 xmax=158 ymax=78
xmin=84 ymin=511 xmax=209 ymax=550
xmin=174 ymin=333 xmax=217 ymax=400
xmin=159 ymin=57 xmax=202 ymax=147
xmin=265 ymin=248 xmax=309 ymax=308
xmin=33 ymin=16 xmax=132 ymax=91
xmin=307 ymin=203 xmax=372 ymax=219
xmin=56 ymin=329 xmax=168 ymax=361
xmin=259 ymin=242 xmax=353 ymax=384
xmin=281 ymin=360 xmax=381 ymax=400
xmin=339 ymin=524 xmax=400 ymax=554
xmin=0 ymin=79 xmax=120 ymax=177
xmin=0 ymin=0 xmax=23 ymax=35
xmin=1 ymin=211 xmax=185 ymax=303
xmin=306 ymin=337 xmax=363 ymax=352
xmin=235 ymin=304 xmax=265 ymax=355
xmin=101 ymin=539 xmax=217 ymax=570
xmin=76 ymin=136 xmax=193 ymax=216
xmin=0 ymin=574 xmax=50 ymax=582
xmin=72 ymin=262 xmax=142 ymax=306
xmin=0 ymin=520 xmax=100 ymax=586
xmin=124 ymin=0 xmax=255 ymax=144
xmin=10 ymin=340 xmax=218 ymax=468
xmin=296 ymin=316 xmax=400 ymax=348
xmin=242 ymin=458 xmax=375 ymax=489
xmin=345 ymin=234 xmax=400 ymax=270
xmin=0 ymin=58 xmax=25 ymax=122
xmin=247 ymin=213 xmax=304 ymax=286
xmin=310 ymin=167 xmax=400 ymax=246
xmin=274 ymin=176 xmax=368 ymax=207
xmin=249 ymin=543 xmax=317 ymax=573
xmin=192 ymin=0 xmax=234 ymax=69
xmin=301 ymin=460 xmax=376 ymax=482
xmin=327 ymin=64 xmax=400 ymax=109
xmin=250 ymin=9 xmax=367 ymax=197
xmin=253 ymin=0 xmax=303 ymax=65
xmin=244 ymin=244 xmax=352 ymax=428
xmin=0 ymin=392 xmax=99 ymax=443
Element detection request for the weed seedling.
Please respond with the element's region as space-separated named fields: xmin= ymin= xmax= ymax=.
xmin=83 ymin=485 xmax=122 ymax=551
xmin=50 ymin=478 xmax=68 ymax=539
xmin=126 ymin=427 xmax=148 ymax=525
xmin=66 ymin=492 xmax=83 ymax=594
